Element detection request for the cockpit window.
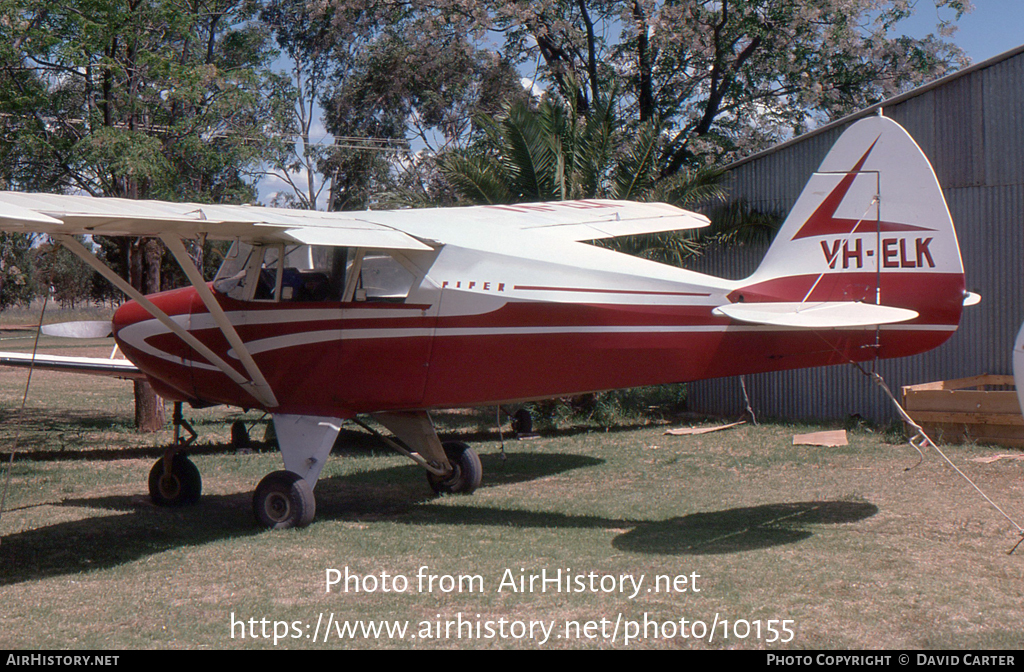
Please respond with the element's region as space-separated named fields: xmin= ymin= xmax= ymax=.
xmin=352 ymin=251 xmax=417 ymax=302
xmin=213 ymin=241 xmax=350 ymax=302
xmin=212 ymin=241 xmax=257 ymax=300
xmin=213 ymin=242 xmax=418 ymax=303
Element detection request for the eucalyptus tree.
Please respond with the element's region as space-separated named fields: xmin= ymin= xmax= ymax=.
xmin=318 ymin=0 xmax=969 ymax=171
xmin=0 ymin=0 xmax=290 ymax=430
xmin=254 ymin=0 xmax=527 ymax=211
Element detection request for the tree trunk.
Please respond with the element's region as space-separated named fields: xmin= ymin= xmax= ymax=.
xmin=133 ymin=380 xmax=165 ymax=432
xmin=130 ymin=237 xmax=165 ymax=432
xmin=633 ymin=0 xmax=654 ymax=122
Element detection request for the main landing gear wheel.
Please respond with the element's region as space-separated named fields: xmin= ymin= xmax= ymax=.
xmin=148 ymin=454 xmax=202 ymax=507
xmin=511 ymin=408 xmax=533 ymax=435
xmin=253 ymin=470 xmax=316 ymax=529
xmin=231 ymin=420 xmax=251 ymax=451
xmin=427 ymin=441 xmax=483 ymax=495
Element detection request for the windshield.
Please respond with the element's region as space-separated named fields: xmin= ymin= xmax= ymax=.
xmin=213 ymin=241 xmax=417 ymax=303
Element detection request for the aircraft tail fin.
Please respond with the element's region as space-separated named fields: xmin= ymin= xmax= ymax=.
xmin=726 ymin=115 xmax=967 ymax=342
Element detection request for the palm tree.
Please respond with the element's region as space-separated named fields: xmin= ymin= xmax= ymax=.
xmin=437 ymin=95 xmax=728 ymax=266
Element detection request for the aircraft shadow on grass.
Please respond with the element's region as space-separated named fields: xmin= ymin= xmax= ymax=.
xmin=392 ymin=500 xmax=879 ymax=556
xmin=0 ymin=451 xmax=878 ymax=586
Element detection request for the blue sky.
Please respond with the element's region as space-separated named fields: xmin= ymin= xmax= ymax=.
xmin=896 ymin=1 xmax=1024 ymax=63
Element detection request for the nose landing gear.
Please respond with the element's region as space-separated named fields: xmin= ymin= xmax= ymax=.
xmin=148 ymin=452 xmax=202 ymax=506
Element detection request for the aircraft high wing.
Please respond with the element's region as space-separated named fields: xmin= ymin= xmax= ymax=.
xmin=0 ymin=193 xmax=707 ymax=247
xmin=0 ymin=116 xmax=975 ymax=529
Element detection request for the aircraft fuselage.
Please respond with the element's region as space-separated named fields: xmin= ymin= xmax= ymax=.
xmin=111 ymin=238 xmax=962 ymax=417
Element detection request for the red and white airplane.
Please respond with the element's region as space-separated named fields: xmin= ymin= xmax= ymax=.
xmin=0 ymin=116 xmax=973 ymax=528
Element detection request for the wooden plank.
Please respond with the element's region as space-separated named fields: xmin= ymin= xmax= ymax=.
xmin=902 ymin=374 xmax=1015 ymax=392
xmin=901 ymin=374 xmax=1024 ymax=448
xmin=664 ymin=421 xmax=745 ymax=436
xmin=909 ymin=421 xmax=1024 ymax=447
xmin=969 ymin=454 xmax=1024 ymax=463
xmin=793 ymin=430 xmax=848 ymax=447
xmin=903 ymin=390 xmax=1022 ymax=415
xmin=907 ymin=411 xmax=1024 ymax=426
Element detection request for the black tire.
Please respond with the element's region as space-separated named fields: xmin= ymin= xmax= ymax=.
xmin=427 ymin=441 xmax=483 ymax=495
xmin=253 ymin=470 xmax=316 ymax=529
xmin=148 ymin=454 xmax=202 ymax=507
xmin=511 ymin=408 xmax=533 ymax=435
xmin=231 ymin=420 xmax=251 ymax=450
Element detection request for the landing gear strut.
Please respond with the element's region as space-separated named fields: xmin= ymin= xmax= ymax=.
xmin=148 ymin=402 xmax=202 ymax=506
xmin=248 ymin=411 xmax=485 ymax=530
xmin=172 ymin=401 xmax=198 ymax=446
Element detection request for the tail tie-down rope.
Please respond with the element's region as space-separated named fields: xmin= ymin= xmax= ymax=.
xmin=857 ymin=363 xmax=1024 ymax=555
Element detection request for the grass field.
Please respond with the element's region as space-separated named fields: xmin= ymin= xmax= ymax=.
xmin=0 ymin=317 xmax=1023 ymax=650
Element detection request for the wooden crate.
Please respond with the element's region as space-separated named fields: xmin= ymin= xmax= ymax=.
xmin=901 ymin=375 xmax=1024 ymax=448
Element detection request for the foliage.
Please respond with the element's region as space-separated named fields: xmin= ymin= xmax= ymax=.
xmin=313 ymin=0 xmax=970 ymax=177
xmin=698 ymin=198 xmax=785 ymax=249
xmin=0 ymin=233 xmax=37 ymax=310
xmin=0 ymin=0 xmax=974 ymax=211
xmin=528 ymin=383 xmax=689 ymax=431
xmin=435 ymin=92 xmax=729 ymax=265
xmin=437 ymin=95 xmax=619 ymax=204
xmin=33 ymin=239 xmax=96 ymax=309
xmin=379 ymin=0 xmax=970 ymax=263
xmin=0 ymin=0 xmax=288 ymax=200
xmin=253 ymin=0 xmax=528 ymax=210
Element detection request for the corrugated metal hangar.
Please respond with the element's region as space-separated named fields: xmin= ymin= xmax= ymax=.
xmin=686 ymin=44 xmax=1024 ymax=424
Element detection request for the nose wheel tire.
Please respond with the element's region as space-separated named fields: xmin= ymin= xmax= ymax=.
xmin=253 ymin=470 xmax=316 ymax=529
xmin=427 ymin=441 xmax=482 ymax=495
xmin=148 ymin=454 xmax=202 ymax=507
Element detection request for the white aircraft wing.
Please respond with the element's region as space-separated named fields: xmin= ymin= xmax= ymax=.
xmin=355 ymin=199 xmax=710 ymax=243
xmin=713 ymin=302 xmax=919 ymax=329
xmin=0 ymin=192 xmax=433 ymax=251
xmin=0 ymin=192 xmax=707 ymax=248
xmin=0 ymin=351 xmax=145 ymax=379
xmin=466 ymin=200 xmax=711 ymax=240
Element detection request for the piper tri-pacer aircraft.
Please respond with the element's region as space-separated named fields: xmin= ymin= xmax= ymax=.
xmin=0 ymin=116 xmax=973 ymax=529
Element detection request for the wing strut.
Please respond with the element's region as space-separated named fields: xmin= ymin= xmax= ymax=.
xmin=160 ymin=234 xmax=279 ymax=408
xmin=55 ymin=234 xmax=276 ymax=408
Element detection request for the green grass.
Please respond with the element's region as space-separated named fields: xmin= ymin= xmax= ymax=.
xmin=1 ymin=323 xmax=1023 ymax=649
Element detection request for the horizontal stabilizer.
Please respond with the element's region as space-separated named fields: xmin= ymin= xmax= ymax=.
xmin=713 ymin=301 xmax=918 ymax=329
xmin=0 ymin=352 xmax=144 ymax=378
